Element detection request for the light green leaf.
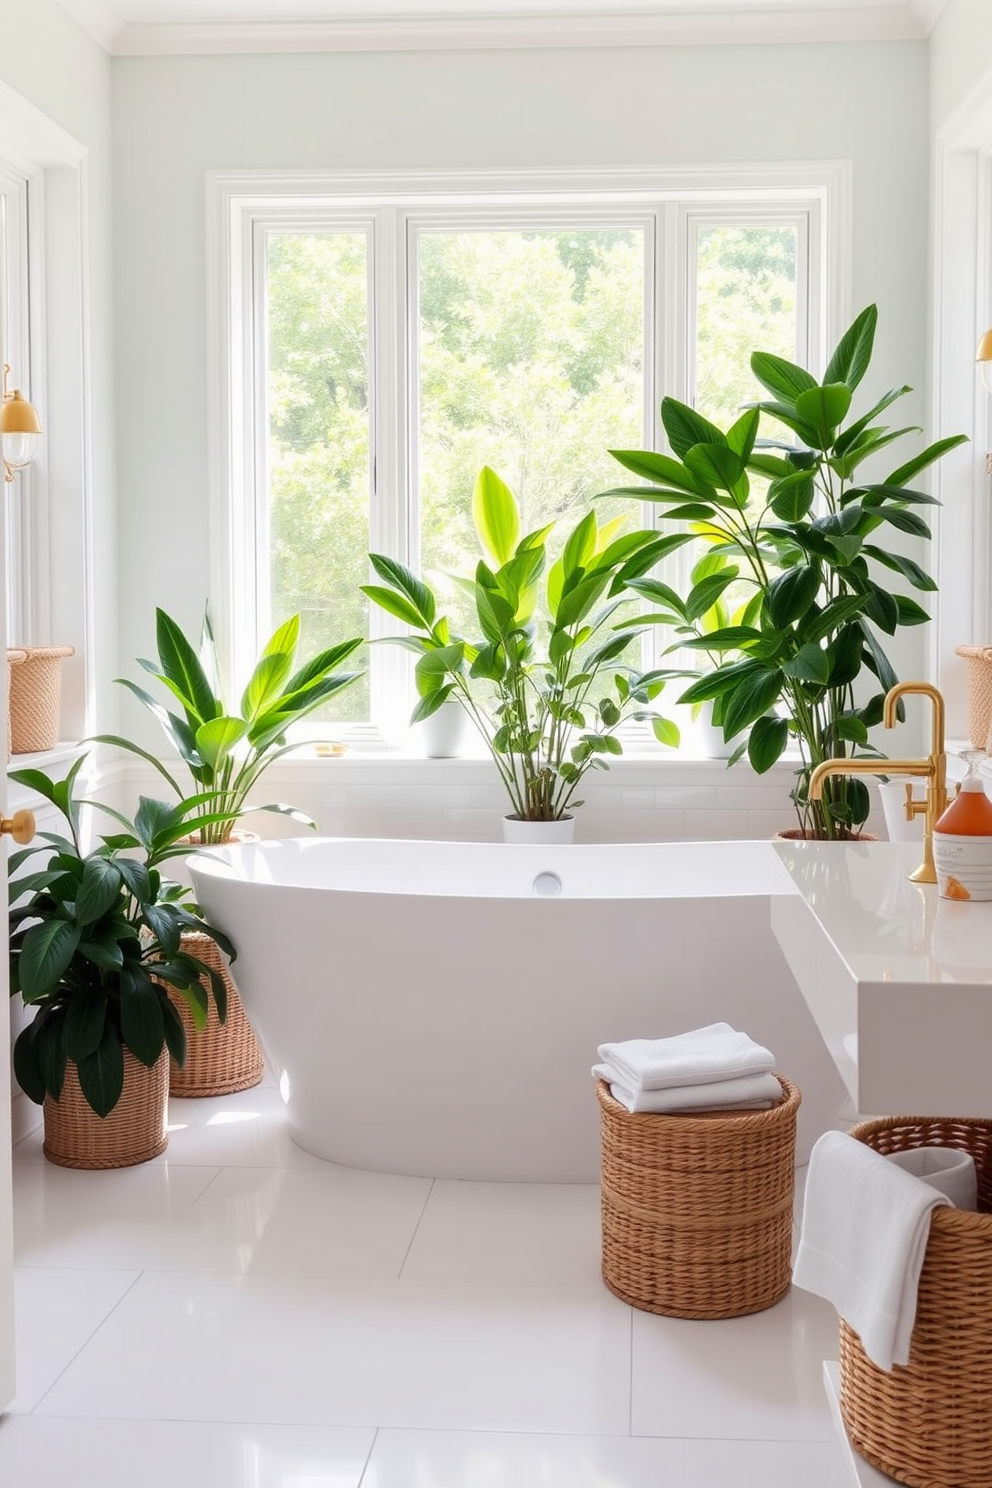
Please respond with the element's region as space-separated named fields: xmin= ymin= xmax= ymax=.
xmin=241 ymin=651 xmax=294 ymax=723
xmin=261 ymin=614 xmax=300 ymax=664
xmin=795 ymin=383 xmax=853 ymax=442
xmin=749 ymin=353 xmax=817 ymax=405
xmin=195 ymin=716 xmax=248 ymax=773
xmin=661 ymin=399 xmax=728 ymax=459
xmin=155 ymin=608 xmax=220 ymax=725
xmin=473 ymin=466 xmax=520 ymax=566
xmin=823 ymin=304 xmax=877 ymax=391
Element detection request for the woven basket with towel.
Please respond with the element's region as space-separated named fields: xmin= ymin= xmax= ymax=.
xmin=796 ymin=1114 xmax=992 ymax=1488
xmin=594 ymin=1024 xmax=800 ymax=1319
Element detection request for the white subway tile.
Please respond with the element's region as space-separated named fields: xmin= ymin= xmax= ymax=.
xmin=654 ymin=785 xmax=719 ymax=810
xmin=381 ymin=810 xmax=446 ymax=840
xmin=442 ymin=808 xmax=502 ymax=842
xmin=620 ymin=788 xmax=657 ymax=810
xmin=746 ymin=810 xmax=794 ymax=840
xmin=684 ymin=810 xmax=750 ymax=840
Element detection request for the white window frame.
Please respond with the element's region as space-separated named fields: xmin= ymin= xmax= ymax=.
xmin=208 ymin=165 xmax=849 ymax=746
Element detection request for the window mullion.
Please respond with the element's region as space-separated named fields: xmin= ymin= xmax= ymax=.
xmin=369 ymin=205 xmax=414 ymax=738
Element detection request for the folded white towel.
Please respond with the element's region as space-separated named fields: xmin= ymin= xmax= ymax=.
xmin=794 ymin=1131 xmax=951 ymax=1371
xmin=886 ymin=1146 xmax=977 ymax=1210
xmin=592 ymin=1066 xmax=782 ymax=1114
xmin=597 ymin=1024 xmax=775 ymax=1092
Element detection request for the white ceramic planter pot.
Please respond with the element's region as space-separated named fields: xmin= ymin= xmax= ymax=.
xmin=878 ymin=777 xmax=928 ymax=842
xmin=418 ymin=699 xmax=470 ymax=759
xmin=502 ymin=814 xmax=576 ymax=844
xmin=695 ymin=700 xmax=736 ymax=760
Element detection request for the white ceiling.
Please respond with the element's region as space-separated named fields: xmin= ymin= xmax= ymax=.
xmin=57 ymin=0 xmax=948 ymax=53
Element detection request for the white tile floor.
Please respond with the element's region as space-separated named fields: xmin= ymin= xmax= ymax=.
xmin=0 ymin=1073 xmax=846 ymax=1487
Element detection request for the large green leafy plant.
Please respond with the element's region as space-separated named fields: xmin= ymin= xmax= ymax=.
xmin=362 ymin=467 xmax=680 ymax=822
xmin=8 ymin=756 xmax=235 ymax=1118
xmin=603 ymin=305 xmax=966 ymax=838
xmin=96 ymin=608 xmax=363 ymax=845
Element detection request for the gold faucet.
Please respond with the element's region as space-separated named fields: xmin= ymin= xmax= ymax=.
xmin=808 ymin=681 xmax=949 ymax=884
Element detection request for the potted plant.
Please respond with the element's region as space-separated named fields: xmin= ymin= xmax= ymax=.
xmin=96 ymin=607 xmax=363 ymax=845
xmin=601 ymin=305 xmax=966 ymax=839
xmin=8 ymin=754 xmax=234 ymax=1167
xmin=362 ymin=465 xmax=681 ymax=840
xmin=90 ymin=606 xmax=363 ymax=1094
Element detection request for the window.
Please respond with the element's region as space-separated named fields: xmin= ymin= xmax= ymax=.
xmin=215 ymin=169 xmax=842 ymax=742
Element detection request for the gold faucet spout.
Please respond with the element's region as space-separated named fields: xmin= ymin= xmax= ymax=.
xmin=806 ymin=681 xmax=948 ymax=884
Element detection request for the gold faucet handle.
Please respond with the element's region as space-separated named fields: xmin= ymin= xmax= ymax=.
xmin=1 ymin=808 xmax=35 ymax=844
xmin=903 ymin=783 xmax=927 ymax=822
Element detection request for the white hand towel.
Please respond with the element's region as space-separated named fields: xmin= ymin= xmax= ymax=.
xmin=886 ymin=1146 xmax=977 ymax=1210
xmin=596 ymin=1024 xmax=775 ymax=1092
xmin=794 ymin=1130 xmax=951 ymax=1371
xmin=592 ymin=1066 xmax=782 ymax=1114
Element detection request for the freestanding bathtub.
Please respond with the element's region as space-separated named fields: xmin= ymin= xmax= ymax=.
xmin=189 ymin=838 xmax=847 ymax=1181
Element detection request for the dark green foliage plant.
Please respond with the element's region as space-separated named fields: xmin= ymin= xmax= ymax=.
xmin=8 ymin=755 xmax=235 ymax=1118
xmin=601 ymin=305 xmax=967 ymax=838
xmin=362 ymin=466 xmax=681 ymax=821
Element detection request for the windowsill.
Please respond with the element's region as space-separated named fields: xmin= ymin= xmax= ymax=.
xmin=7 ymin=741 xmax=84 ymax=773
xmin=7 ymin=742 xmax=87 ymax=810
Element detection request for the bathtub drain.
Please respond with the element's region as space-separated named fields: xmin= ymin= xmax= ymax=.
xmin=532 ymin=871 xmax=563 ymax=898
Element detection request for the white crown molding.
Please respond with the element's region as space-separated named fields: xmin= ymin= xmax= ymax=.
xmin=909 ymin=0 xmax=950 ymax=33
xmin=56 ymin=0 xmax=124 ymax=51
xmin=114 ymin=7 xmax=925 ymax=57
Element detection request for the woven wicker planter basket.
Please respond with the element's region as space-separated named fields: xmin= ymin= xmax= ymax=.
xmin=9 ymin=644 xmax=75 ymax=753
xmin=597 ymin=1075 xmax=800 ymax=1319
xmin=955 ymin=645 xmax=992 ymax=749
xmin=167 ymin=931 xmax=263 ymax=1097
xmin=5 ymin=648 xmax=26 ymax=762
xmin=42 ymin=1048 xmax=169 ymax=1169
xmin=839 ymin=1114 xmax=992 ymax=1488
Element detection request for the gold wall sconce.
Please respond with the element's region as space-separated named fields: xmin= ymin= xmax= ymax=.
xmin=1 ymin=362 xmax=41 ymax=483
xmin=976 ymin=329 xmax=992 ymax=475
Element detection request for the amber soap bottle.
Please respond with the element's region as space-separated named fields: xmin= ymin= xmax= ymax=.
xmin=933 ymin=751 xmax=992 ymax=900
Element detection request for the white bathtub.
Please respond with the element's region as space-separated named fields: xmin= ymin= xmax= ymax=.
xmin=189 ymin=838 xmax=847 ymax=1181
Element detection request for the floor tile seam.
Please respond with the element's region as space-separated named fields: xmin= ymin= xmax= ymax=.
xmin=355 ymin=1426 xmax=380 ymax=1487
xmin=27 ymin=1411 xmax=645 ymax=1435
xmin=13 ymin=1412 xmax=831 ymax=1445
xmin=26 ymin=1269 xmax=145 ymax=1416
xmin=626 ymin=1431 xmax=832 ymax=1446
xmin=186 ymin=1164 xmax=227 ymax=1207
xmin=396 ymin=1177 xmax=436 ymax=1279
xmin=12 ymin=1263 xmax=623 ymax=1289
xmin=627 ymin=1303 xmax=634 ymax=1433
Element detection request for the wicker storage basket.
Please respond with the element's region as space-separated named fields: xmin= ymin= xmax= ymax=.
xmin=168 ymin=931 xmax=263 ymax=1097
xmin=6 ymin=648 xmax=26 ymax=762
xmin=955 ymin=645 xmax=992 ymax=749
xmin=43 ymin=1048 xmax=169 ymax=1169
xmin=597 ymin=1075 xmax=800 ymax=1319
xmin=839 ymin=1114 xmax=992 ymax=1488
xmin=9 ymin=644 xmax=75 ymax=753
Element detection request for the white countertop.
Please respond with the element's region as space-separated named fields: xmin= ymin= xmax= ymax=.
xmin=770 ymin=839 xmax=992 ymax=1118
xmin=772 ymin=838 xmax=992 ymax=986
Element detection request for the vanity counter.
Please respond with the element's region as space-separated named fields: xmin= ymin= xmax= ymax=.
xmin=770 ymin=839 xmax=992 ymax=1118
